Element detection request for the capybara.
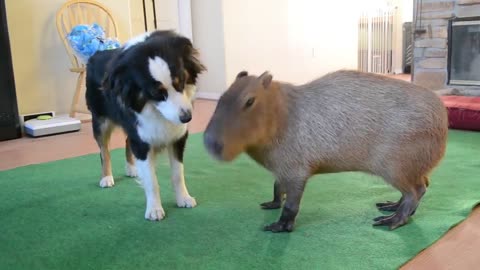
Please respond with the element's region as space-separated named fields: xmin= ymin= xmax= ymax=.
xmin=204 ymin=70 xmax=448 ymax=232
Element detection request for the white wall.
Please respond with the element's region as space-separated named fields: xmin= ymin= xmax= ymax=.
xmin=284 ymin=0 xmax=360 ymax=84
xmin=129 ymin=0 xmax=148 ymax=36
xmin=224 ymin=0 xmax=361 ymax=85
xmin=402 ymin=0 xmax=413 ymax=22
xmin=192 ymin=0 xmax=361 ymax=98
xmin=191 ymin=0 xmax=227 ymax=98
xmin=151 ymin=0 xmax=193 ymax=40
xmin=153 ymin=0 xmax=179 ymax=31
xmin=222 ymin=0 xmax=291 ymax=85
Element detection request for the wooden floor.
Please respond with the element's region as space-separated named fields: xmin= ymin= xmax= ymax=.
xmin=0 ymin=99 xmax=216 ymax=171
xmin=1 ymin=96 xmax=479 ymax=269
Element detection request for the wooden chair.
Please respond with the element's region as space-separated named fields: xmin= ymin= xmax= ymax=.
xmin=56 ymin=0 xmax=119 ymax=119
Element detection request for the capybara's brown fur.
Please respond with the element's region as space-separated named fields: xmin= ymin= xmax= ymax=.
xmin=204 ymin=70 xmax=448 ymax=232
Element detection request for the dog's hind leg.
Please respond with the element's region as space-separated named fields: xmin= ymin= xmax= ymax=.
xmin=125 ymin=137 xmax=137 ymax=177
xmin=93 ymin=117 xmax=115 ymax=188
xmin=168 ymin=132 xmax=197 ymax=208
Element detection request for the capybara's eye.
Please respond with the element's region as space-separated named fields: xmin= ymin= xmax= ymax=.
xmin=245 ymin=97 xmax=255 ymax=109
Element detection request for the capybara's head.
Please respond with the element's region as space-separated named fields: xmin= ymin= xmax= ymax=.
xmin=204 ymin=70 xmax=284 ymax=161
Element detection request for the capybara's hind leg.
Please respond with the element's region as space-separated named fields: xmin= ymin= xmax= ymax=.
xmin=260 ymin=179 xmax=285 ymax=209
xmin=373 ymin=182 xmax=426 ymax=230
xmin=376 ymin=176 xmax=429 ymax=213
xmin=409 ymin=177 xmax=429 ymax=217
xmin=376 ymin=197 xmax=403 ymax=212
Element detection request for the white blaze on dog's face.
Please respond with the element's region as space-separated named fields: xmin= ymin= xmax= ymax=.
xmin=148 ymin=56 xmax=193 ymax=124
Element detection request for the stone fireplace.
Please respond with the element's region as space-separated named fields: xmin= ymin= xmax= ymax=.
xmin=413 ymin=0 xmax=480 ymax=94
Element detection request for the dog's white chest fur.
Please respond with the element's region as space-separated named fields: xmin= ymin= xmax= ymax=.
xmin=136 ymin=103 xmax=187 ymax=146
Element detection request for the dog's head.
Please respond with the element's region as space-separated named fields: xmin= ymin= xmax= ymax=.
xmin=104 ymin=30 xmax=206 ymax=124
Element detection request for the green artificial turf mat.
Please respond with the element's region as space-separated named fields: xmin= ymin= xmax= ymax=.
xmin=0 ymin=130 xmax=479 ymax=269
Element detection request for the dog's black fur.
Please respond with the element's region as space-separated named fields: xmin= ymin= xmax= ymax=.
xmin=85 ymin=30 xmax=205 ymax=220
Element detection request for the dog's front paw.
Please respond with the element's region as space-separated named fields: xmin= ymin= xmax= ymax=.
xmin=176 ymin=195 xmax=197 ymax=208
xmin=99 ymin=176 xmax=115 ymax=188
xmin=125 ymin=163 xmax=137 ymax=177
xmin=145 ymin=204 xmax=165 ymax=221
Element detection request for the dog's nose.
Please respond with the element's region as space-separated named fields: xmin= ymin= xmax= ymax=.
xmin=179 ymin=109 xmax=192 ymax=123
xmin=204 ymin=133 xmax=223 ymax=156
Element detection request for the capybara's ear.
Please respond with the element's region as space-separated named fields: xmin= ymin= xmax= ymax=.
xmin=259 ymin=71 xmax=273 ymax=89
xmin=236 ymin=71 xmax=248 ymax=79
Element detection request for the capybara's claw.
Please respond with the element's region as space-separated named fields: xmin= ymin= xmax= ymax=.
xmin=260 ymin=200 xmax=282 ymax=209
xmin=372 ymin=213 xmax=409 ymax=230
xmin=376 ymin=200 xmax=400 ymax=212
xmin=264 ymin=220 xmax=294 ymax=232
xmin=373 ymin=213 xmax=394 ymax=222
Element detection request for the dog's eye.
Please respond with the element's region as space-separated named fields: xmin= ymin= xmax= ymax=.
xmin=150 ymin=87 xmax=168 ymax=101
xmin=244 ymin=97 xmax=255 ymax=109
xmin=173 ymin=77 xmax=180 ymax=85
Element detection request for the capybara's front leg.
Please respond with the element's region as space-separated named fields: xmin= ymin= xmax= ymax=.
xmin=260 ymin=179 xmax=285 ymax=209
xmin=264 ymin=178 xmax=307 ymax=232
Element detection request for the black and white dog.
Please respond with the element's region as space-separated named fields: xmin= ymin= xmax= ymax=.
xmin=85 ymin=30 xmax=206 ymax=220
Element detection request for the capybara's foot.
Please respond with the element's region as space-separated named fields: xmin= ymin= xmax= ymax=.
xmin=374 ymin=185 xmax=425 ymax=229
xmin=372 ymin=212 xmax=410 ymax=230
xmin=260 ymin=200 xmax=282 ymax=209
xmin=376 ymin=200 xmax=401 ymax=212
xmin=264 ymin=220 xmax=295 ymax=232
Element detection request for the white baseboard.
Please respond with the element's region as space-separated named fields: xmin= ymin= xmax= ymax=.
xmin=195 ymin=91 xmax=221 ymax=100
xmin=394 ymin=68 xmax=404 ymax=74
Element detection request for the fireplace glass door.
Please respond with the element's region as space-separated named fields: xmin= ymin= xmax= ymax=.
xmin=449 ymin=19 xmax=480 ymax=85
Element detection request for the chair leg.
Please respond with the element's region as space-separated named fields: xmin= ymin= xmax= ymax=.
xmin=70 ymin=71 xmax=86 ymax=118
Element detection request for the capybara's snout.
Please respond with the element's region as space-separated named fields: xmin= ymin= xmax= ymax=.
xmin=203 ymin=132 xmax=224 ymax=160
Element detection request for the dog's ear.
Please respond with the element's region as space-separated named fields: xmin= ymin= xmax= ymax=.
xmin=102 ymin=57 xmax=146 ymax=112
xmin=174 ymin=36 xmax=206 ymax=84
xmin=103 ymin=62 xmax=123 ymax=93
xmin=103 ymin=58 xmax=128 ymax=97
xmin=184 ymin=47 xmax=206 ymax=84
xmin=173 ymin=35 xmax=192 ymax=50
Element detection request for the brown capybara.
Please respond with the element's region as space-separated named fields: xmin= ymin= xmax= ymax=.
xmin=204 ymin=70 xmax=448 ymax=233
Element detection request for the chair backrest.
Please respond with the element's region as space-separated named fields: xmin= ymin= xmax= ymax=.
xmin=56 ymin=0 xmax=119 ymax=69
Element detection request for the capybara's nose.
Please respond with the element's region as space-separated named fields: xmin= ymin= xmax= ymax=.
xmin=204 ymin=133 xmax=223 ymax=156
xmin=179 ymin=109 xmax=192 ymax=123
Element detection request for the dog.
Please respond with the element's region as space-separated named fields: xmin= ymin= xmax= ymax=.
xmin=85 ymin=30 xmax=206 ymax=220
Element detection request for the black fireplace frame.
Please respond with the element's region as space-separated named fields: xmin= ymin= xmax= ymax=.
xmin=447 ymin=16 xmax=480 ymax=86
